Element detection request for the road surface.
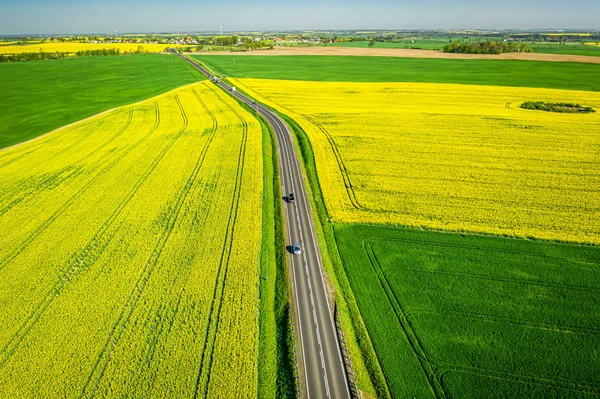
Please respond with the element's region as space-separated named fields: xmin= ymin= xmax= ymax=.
xmin=173 ymin=52 xmax=352 ymax=399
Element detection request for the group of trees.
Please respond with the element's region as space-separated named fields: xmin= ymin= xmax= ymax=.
xmin=0 ymin=46 xmax=150 ymax=63
xmin=0 ymin=51 xmax=69 ymax=63
xmin=443 ymin=40 xmax=529 ymax=54
xmin=183 ymin=37 xmax=275 ymax=52
xmin=75 ymin=48 xmax=121 ymax=57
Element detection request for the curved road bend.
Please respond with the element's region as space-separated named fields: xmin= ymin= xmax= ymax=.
xmin=173 ymin=52 xmax=351 ymax=399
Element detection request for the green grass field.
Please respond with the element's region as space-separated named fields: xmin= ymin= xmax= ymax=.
xmin=329 ymin=40 xmax=600 ymax=56
xmin=0 ymin=54 xmax=200 ymax=149
xmin=334 ymin=223 xmax=600 ymax=398
xmin=529 ymin=42 xmax=600 ymax=56
xmin=194 ymin=55 xmax=600 ymax=91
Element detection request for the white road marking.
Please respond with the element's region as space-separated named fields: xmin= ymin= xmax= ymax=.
xmin=278 ymin=116 xmax=352 ymax=399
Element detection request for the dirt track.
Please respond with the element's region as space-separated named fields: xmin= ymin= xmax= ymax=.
xmin=191 ymin=46 xmax=600 ymax=64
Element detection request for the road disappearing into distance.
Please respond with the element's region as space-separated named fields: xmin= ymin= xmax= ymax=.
xmin=173 ymin=51 xmax=352 ymax=399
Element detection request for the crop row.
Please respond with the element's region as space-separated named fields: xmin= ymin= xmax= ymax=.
xmin=233 ymin=78 xmax=600 ymax=244
xmin=0 ymin=82 xmax=263 ymax=398
xmin=334 ymin=224 xmax=600 ymax=397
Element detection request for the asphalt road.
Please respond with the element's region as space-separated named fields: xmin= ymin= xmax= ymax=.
xmin=173 ymin=52 xmax=351 ymax=399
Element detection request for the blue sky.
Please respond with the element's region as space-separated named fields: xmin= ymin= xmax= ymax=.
xmin=0 ymin=0 xmax=598 ymax=35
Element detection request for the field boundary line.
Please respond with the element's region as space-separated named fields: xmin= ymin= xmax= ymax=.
xmin=0 ymin=109 xmax=134 ymax=273
xmin=295 ymin=115 xmax=362 ymax=211
xmin=364 ymin=241 xmax=447 ymax=398
xmin=0 ymin=103 xmax=166 ymax=367
xmin=77 ymin=91 xmax=223 ymax=398
xmin=405 ymin=308 xmax=600 ymax=336
xmin=0 ymin=81 xmax=202 ymax=155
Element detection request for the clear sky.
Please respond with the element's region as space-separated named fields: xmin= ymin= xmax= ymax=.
xmin=0 ymin=0 xmax=598 ymax=35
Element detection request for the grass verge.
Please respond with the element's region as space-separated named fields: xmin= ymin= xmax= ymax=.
xmin=254 ymin=102 xmax=298 ymax=399
xmin=278 ymin=113 xmax=390 ymax=399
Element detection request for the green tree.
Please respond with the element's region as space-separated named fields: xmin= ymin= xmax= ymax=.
xmin=368 ymin=39 xmax=376 ymax=48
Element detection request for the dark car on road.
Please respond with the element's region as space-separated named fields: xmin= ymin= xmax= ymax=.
xmin=288 ymin=193 xmax=295 ymax=203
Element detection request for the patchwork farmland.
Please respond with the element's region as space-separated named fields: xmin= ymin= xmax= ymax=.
xmin=1 ymin=28 xmax=599 ymax=398
xmin=0 ymin=82 xmax=263 ymax=398
xmin=195 ymin=53 xmax=600 ymax=397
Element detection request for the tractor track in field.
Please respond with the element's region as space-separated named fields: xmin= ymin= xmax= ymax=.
xmin=132 ymin=90 xmax=221 ymax=394
xmin=407 ymin=268 xmax=600 ymax=294
xmin=303 ymin=115 xmax=363 ymax=211
xmin=78 ymin=90 xmax=225 ymax=399
xmin=0 ymin=103 xmax=164 ymax=369
xmin=363 ymin=238 xmax=600 ymax=397
xmin=0 ymin=119 xmax=104 ymax=172
xmin=435 ymin=359 xmax=600 ymax=396
xmin=132 ymin=170 xmax=222 ymax=396
xmin=0 ymin=109 xmax=139 ymax=272
xmin=366 ymin=236 xmax=600 ymax=274
xmin=364 ymin=242 xmax=447 ymax=399
xmin=404 ymin=308 xmax=600 ymax=336
xmin=0 ymin=110 xmax=133 ymax=213
xmin=193 ymin=88 xmax=249 ymax=399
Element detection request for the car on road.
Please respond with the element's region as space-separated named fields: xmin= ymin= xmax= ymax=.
xmin=288 ymin=193 xmax=295 ymax=203
xmin=293 ymin=243 xmax=302 ymax=255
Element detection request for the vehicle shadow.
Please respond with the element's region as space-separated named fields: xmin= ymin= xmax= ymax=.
xmin=285 ymin=245 xmax=295 ymax=255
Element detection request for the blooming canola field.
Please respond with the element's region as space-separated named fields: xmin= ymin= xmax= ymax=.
xmin=0 ymin=42 xmax=183 ymax=54
xmin=0 ymin=81 xmax=263 ymax=398
xmin=233 ymin=79 xmax=600 ymax=244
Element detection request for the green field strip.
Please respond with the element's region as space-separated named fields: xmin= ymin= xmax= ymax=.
xmin=334 ymin=223 xmax=600 ymax=397
xmin=0 ymin=54 xmax=202 ymax=149
xmin=303 ymin=115 xmax=363 ymax=210
xmin=78 ymin=92 xmax=220 ymax=398
xmin=194 ymin=55 xmax=600 ymax=92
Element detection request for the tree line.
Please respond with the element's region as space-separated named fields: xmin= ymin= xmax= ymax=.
xmin=0 ymin=52 xmax=69 ymax=62
xmin=0 ymin=46 xmax=153 ymax=63
xmin=443 ymin=40 xmax=529 ymax=54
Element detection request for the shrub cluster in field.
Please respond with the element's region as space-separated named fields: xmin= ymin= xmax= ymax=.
xmin=521 ymin=101 xmax=595 ymax=113
xmin=234 ymin=78 xmax=600 ymax=244
xmin=443 ymin=40 xmax=529 ymax=54
xmin=0 ymin=82 xmax=263 ymax=398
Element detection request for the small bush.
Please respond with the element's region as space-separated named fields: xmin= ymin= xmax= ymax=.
xmin=521 ymin=101 xmax=595 ymax=113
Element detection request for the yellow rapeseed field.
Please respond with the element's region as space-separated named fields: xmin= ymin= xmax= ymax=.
xmin=233 ymin=79 xmax=600 ymax=244
xmin=0 ymin=81 xmax=262 ymax=398
xmin=0 ymin=42 xmax=184 ymax=54
xmin=585 ymin=42 xmax=600 ymax=47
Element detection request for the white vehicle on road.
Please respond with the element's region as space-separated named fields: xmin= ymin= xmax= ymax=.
xmin=292 ymin=243 xmax=302 ymax=255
